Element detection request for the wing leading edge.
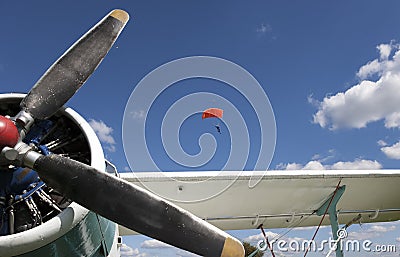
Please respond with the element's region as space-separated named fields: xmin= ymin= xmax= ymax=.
xmin=118 ymin=170 xmax=400 ymax=235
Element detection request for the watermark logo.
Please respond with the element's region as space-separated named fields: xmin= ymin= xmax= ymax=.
xmin=122 ymin=56 xmax=276 ymax=202
xmin=255 ymin=228 xmax=397 ymax=255
xmin=337 ymin=228 xmax=348 ymax=239
xmin=324 ymin=229 xmax=348 ymax=256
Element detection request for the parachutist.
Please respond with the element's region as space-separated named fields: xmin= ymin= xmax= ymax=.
xmin=215 ymin=124 xmax=221 ymax=134
xmin=202 ymin=108 xmax=223 ymax=134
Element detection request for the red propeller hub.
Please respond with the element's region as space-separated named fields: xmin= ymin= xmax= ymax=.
xmin=0 ymin=115 xmax=19 ymax=148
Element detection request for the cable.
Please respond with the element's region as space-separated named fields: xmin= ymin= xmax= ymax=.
xmin=272 ymin=211 xmax=316 ymax=242
xmin=303 ymin=179 xmax=342 ymax=257
xmin=257 ymin=224 xmax=276 ymax=257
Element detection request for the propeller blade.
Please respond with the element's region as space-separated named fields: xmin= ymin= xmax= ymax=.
xmin=20 ymin=10 xmax=129 ymax=120
xmin=26 ymin=154 xmax=244 ymax=257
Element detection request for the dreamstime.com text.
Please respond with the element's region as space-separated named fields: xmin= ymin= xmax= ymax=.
xmin=257 ymin=238 xmax=397 ymax=254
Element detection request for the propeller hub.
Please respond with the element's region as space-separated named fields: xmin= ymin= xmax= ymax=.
xmin=0 ymin=115 xmax=19 ymax=148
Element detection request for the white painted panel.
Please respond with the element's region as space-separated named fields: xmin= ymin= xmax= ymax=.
xmin=119 ymin=170 xmax=400 ymax=235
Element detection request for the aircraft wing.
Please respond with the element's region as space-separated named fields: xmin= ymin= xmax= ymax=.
xmin=118 ymin=170 xmax=400 ymax=235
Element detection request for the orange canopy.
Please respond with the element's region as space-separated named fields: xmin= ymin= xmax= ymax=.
xmin=202 ymin=108 xmax=223 ymax=119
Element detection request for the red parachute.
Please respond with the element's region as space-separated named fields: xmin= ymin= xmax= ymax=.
xmin=201 ymin=108 xmax=223 ymax=119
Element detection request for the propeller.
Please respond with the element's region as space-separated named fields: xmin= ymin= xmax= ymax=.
xmin=0 ymin=9 xmax=245 ymax=257
xmin=20 ymin=10 xmax=129 ymax=121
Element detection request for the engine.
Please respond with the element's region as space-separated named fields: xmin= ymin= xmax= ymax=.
xmin=0 ymin=94 xmax=117 ymax=257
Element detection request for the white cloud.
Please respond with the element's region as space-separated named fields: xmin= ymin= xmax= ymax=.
xmin=292 ymin=226 xmax=318 ymax=231
xmin=357 ymin=42 xmax=396 ymax=79
xmin=377 ymin=43 xmax=393 ymax=60
xmin=176 ymin=250 xmax=200 ymax=257
xmin=303 ymin=160 xmax=326 ymax=170
xmin=346 ymin=230 xmax=375 ymax=241
xmin=384 ymin=112 xmax=400 ymax=128
xmin=396 ymin=237 xmax=400 ymax=242
xmin=244 ymin=231 xmax=280 ymax=243
xmin=286 ymin=236 xmax=308 ymax=242
xmin=277 ymin=159 xmax=381 ymax=170
xmin=347 ymin=224 xmax=396 ymax=241
xmin=256 ymin=23 xmax=272 ymax=34
xmin=243 ymin=233 xmax=264 ymax=243
xmin=381 ymin=141 xmax=400 ymax=159
xmin=377 ymin=140 xmax=387 ymax=147
xmin=281 ymin=162 xmax=304 ymax=170
xmin=89 ymin=119 xmax=116 ymax=152
xmin=368 ymin=225 xmax=396 ymax=233
xmin=130 ymin=110 xmax=146 ymax=120
xmin=141 ymin=239 xmax=173 ymax=249
xmin=330 ymin=159 xmax=382 ymax=170
xmin=311 ymin=149 xmax=336 ymax=163
xmin=356 ymin=59 xmax=382 ymax=79
xmin=312 ymin=42 xmax=400 ymax=130
xmin=120 ymin=244 xmax=148 ymax=257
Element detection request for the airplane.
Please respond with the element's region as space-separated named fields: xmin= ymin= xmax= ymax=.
xmin=0 ymin=9 xmax=399 ymax=257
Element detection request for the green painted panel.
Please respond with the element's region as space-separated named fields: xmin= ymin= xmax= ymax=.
xmin=17 ymin=212 xmax=116 ymax=257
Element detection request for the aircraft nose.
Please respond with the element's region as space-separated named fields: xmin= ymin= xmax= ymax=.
xmin=0 ymin=115 xmax=19 ymax=149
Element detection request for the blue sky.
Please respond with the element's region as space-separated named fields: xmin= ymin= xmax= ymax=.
xmin=1 ymin=1 xmax=400 ymax=256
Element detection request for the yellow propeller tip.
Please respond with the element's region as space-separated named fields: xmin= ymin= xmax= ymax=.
xmin=110 ymin=9 xmax=129 ymax=24
xmin=220 ymin=237 xmax=245 ymax=257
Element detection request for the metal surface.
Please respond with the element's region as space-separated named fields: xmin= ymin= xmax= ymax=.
xmin=16 ymin=212 xmax=116 ymax=257
xmin=316 ymin=185 xmax=346 ymax=257
xmin=119 ymin=170 xmax=400 ymax=234
xmin=0 ymin=94 xmax=109 ymax=256
xmin=20 ymin=10 xmax=128 ymax=120
xmin=32 ymin=154 xmax=243 ymax=257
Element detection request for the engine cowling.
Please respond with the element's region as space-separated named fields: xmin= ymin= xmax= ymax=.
xmin=0 ymin=94 xmax=118 ymax=257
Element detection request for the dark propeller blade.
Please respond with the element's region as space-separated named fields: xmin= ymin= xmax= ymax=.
xmin=20 ymin=10 xmax=129 ymax=120
xmin=23 ymin=153 xmax=244 ymax=257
